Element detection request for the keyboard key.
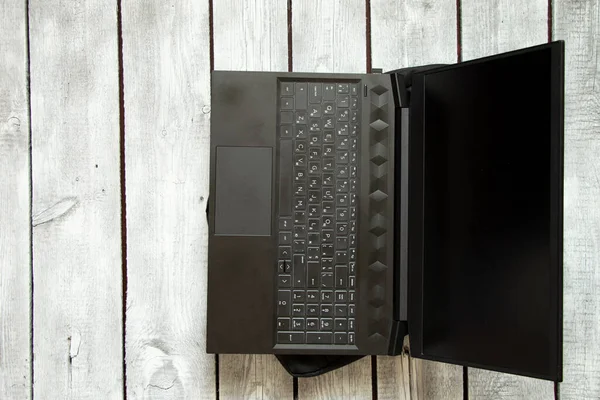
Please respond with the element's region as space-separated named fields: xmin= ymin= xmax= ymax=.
xmin=321 ymin=258 xmax=334 ymax=271
xmin=307 ymin=246 xmax=320 ymax=261
xmin=322 ymin=188 xmax=334 ymax=201
xmin=323 ymin=175 xmax=334 ymax=186
xmin=308 ymin=176 xmax=321 ymax=189
xmin=336 ymin=194 xmax=349 ymax=206
xmin=309 ymin=134 xmax=321 ymax=147
xmin=349 ymin=319 xmax=355 ymax=331
xmin=306 ymin=318 xmax=319 ymax=330
xmin=279 ymin=218 xmax=292 ymax=230
xmin=320 ymin=318 xmax=333 ymax=331
xmin=294 ymin=210 xmax=306 ymax=223
xmin=322 ymin=230 xmax=334 ymax=243
xmin=308 ymin=162 xmax=320 ymax=175
xmin=278 ymin=260 xmax=291 ymax=273
xmin=349 ymin=291 xmax=355 ymax=302
xmin=324 ymin=117 xmax=334 ymax=129
xmin=279 ymin=246 xmax=292 ymax=259
xmin=306 ymin=305 xmax=319 ymax=317
xmin=296 ymin=111 xmax=307 ymax=124
xmin=349 ymin=305 xmax=356 ymax=317
xmin=307 ymin=263 xmax=319 ymax=287
xmin=335 ymin=265 xmax=348 ymax=287
xmin=348 ymin=332 xmax=355 ymax=344
xmin=292 ymin=318 xmax=305 ymax=330
xmin=294 ymin=254 xmax=306 ymax=287
xmin=336 ymin=180 xmax=349 ymax=193
xmin=292 ymin=304 xmax=305 ymax=316
xmin=321 ymin=273 xmax=333 ymax=288
xmin=309 ymin=119 xmax=321 ymax=132
xmin=337 ymin=166 xmax=349 ymax=179
xmin=309 ymin=106 xmax=322 ymax=119
xmin=321 ymin=244 xmax=334 ymax=258
xmin=322 ymin=215 xmax=333 ymax=228
xmin=350 ymin=110 xmax=359 ymax=123
xmin=279 ymin=275 xmax=291 ymax=288
xmin=293 ymin=225 xmax=306 ymax=238
xmin=336 ymin=95 xmax=349 ymax=108
xmin=281 ymin=125 xmax=292 ymax=137
xmin=336 ymin=250 xmax=348 ymax=263
xmin=308 ymin=232 xmax=320 ymax=245
xmin=336 ymin=291 xmax=347 ymax=302
xmin=335 ymin=318 xmax=348 ymax=331
xmin=294 ymin=154 xmax=306 ymax=168
xmin=335 ymin=332 xmax=348 ymax=344
xmin=295 ymin=83 xmax=307 ymax=109
xmin=293 ymin=290 xmax=305 ymax=302
xmin=278 ymin=290 xmax=291 ymax=315
xmin=281 ymin=111 xmax=293 ymax=124
xmin=307 ymin=290 xmax=319 ymax=301
xmin=336 ymin=151 xmax=349 ymax=164
xmin=293 ymin=239 xmax=305 ymax=253
xmin=337 ymin=83 xmax=349 ymax=94
xmin=336 ymin=136 xmax=350 ymax=150
xmin=349 ymin=262 xmax=356 ymax=275
xmin=321 ymin=290 xmax=333 ymax=302
xmin=308 ymin=205 xmax=321 ymax=218
xmin=307 ymin=332 xmax=333 ymax=344
xmin=281 ymin=97 xmax=294 ymax=109
xmin=278 ymin=332 xmax=304 ymax=344
xmin=335 ymin=304 xmax=347 ymax=317
xmin=323 ymin=130 xmax=335 ymax=142
xmin=323 ymin=144 xmax=334 ymax=156
xmin=350 ymin=84 xmax=359 ymax=96
xmin=323 ymin=84 xmax=336 ymax=101
xmin=351 ymin=96 xmax=359 ymax=109
xmin=281 ymin=82 xmax=294 ymax=96
xmin=295 ymin=125 xmax=307 ymax=139
xmin=309 ymin=83 xmax=322 ymax=103
xmin=323 ymin=102 xmax=335 ymax=114
xmin=293 ymin=197 xmax=306 ymax=210
xmin=294 ymin=141 xmax=307 ymax=154
xmin=337 ymin=123 xmax=349 ymax=135
xmin=308 ymin=190 xmax=320 ymax=203
xmin=279 ymin=231 xmax=291 ymax=244
xmin=278 ymin=318 xmax=291 ymax=330
xmin=337 ymin=109 xmax=349 ymax=121
xmin=349 ymin=276 xmax=356 ymax=288
xmin=336 ymin=223 xmax=348 ymax=236
xmin=320 ymin=304 xmax=333 ymax=317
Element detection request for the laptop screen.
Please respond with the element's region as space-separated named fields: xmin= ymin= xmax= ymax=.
xmin=413 ymin=43 xmax=562 ymax=379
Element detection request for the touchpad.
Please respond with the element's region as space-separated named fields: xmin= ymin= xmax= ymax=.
xmin=215 ymin=146 xmax=272 ymax=236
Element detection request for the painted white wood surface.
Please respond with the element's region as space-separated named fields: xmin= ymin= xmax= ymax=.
xmin=292 ymin=0 xmax=366 ymax=73
xmin=0 ymin=1 xmax=31 ymax=399
xmin=554 ymin=1 xmax=600 ymax=399
xmin=461 ymin=0 xmax=549 ymax=61
xmin=461 ymin=1 xmax=555 ymax=399
xmin=371 ymin=0 xmax=459 ymax=70
xmin=292 ymin=0 xmax=371 ymax=397
xmin=29 ymin=0 xmax=124 ymax=398
xmin=121 ymin=1 xmax=215 ymax=398
xmin=212 ymin=1 xmax=292 ymax=398
xmin=370 ymin=1 xmax=463 ymax=398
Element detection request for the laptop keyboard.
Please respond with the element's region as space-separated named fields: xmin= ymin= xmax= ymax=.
xmin=276 ymin=81 xmax=359 ymax=345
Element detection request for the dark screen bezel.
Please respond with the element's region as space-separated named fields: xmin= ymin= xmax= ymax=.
xmin=407 ymin=41 xmax=564 ymax=381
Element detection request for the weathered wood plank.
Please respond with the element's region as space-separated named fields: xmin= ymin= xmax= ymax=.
xmin=292 ymin=1 xmax=370 ymax=396
xmin=212 ymin=1 xmax=292 ymax=398
xmin=554 ymin=1 xmax=600 ymax=399
xmin=371 ymin=0 xmax=459 ymax=70
xmin=461 ymin=0 xmax=555 ymax=398
xmin=298 ymin=357 xmax=372 ymax=399
xmin=371 ymin=1 xmax=463 ymax=398
xmin=461 ymin=0 xmax=548 ymax=61
xmin=29 ymin=0 xmax=123 ymax=397
xmin=121 ymin=1 xmax=215 ymax=398
xmin=0 ymin=1 xmax=31 ymax=398
xmin=292 ymin=0 xmax=366 ymax=73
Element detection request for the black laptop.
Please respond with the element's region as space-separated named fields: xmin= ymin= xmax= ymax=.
xmin=206 ymin=41 xmax=564 ymax=381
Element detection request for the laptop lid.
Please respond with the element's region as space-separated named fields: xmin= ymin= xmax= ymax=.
xmin=407 ymin=42 xmax=564 ymax=381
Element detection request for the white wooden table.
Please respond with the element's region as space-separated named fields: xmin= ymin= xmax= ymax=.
xmin=1 ymin=0 xmax=598 ymax=399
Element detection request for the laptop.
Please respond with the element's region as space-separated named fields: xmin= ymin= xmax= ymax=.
xmin=206 ymin=41 xmax=564 ymax=381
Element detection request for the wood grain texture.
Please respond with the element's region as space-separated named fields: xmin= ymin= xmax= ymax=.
xmin=370 ymin=0 xmax=458 ymax=71
xmin=0 ymin=1 xmax=31 ymax=398
xmin=121 ymin=1 xmax=215 ymax=398
xmin=462 ymin=0 xmax=555 ymax=398
xmin=292 ymin=1 xmax=372 ymax=398
xmin=298 ymin=356 xmax=372 ymax=399
xmin=292 ymin=0 xmax=366 ymax=73
xmin=371 ymin=1 xmax=463 ymax=398
xmin=212 ymin=1 xmax=292 ymax=398
xmin=554 ymin=0 xmax=600 ymax=399
xmin=29 ymin=0 xmax=123 ymax=398
xmin=461 ymin=0 xmax=548 ymax=61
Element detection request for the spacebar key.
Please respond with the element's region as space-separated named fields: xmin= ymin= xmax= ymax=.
xmin=306 ymin=332 xmax=333 ymax=344
xmin=279 ymin=139 xmax=292 ymax=216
